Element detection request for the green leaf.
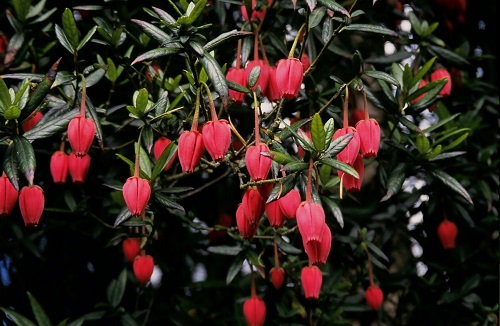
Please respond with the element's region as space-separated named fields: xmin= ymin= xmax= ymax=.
xmin=309 ymin=8 xmax=326 ymax=30
xmin=198 ymin=51 xmax=229 ymax=107
xmin=322 ymin=196 xmax=344 ymax=228
xmin=283 ymin=161 xmax=309 ymax=173
xmin=135 ymin=88 xmax=149 ymax=113
xmin=131 ymin=46 xmax=183 ymax=65
xmin=106 ymin=269 xmax=127 ymax=307
xmin=364 ymin=70 xmax=400 ymax=88
xmin=380 ymin=163 xmax=406 ymax=202
xmin=134 ymin=142 xmax=152 ymax=179
xmin=0 ymin=77 xmax=12 ymax=108
xmin=429 ymin=169 xmax=473 ymax=205
xmin=62 ymin=8 xmax=79 ymax=48
xmin=409 ymin=57 xmax=436 ymax=90
xmin=226 ymin=252 xmax=246 ymax=284
xmin=204 ymin=30 xmax=253 ymax=52
xmin=66 ymin=311 xmax=106 ymax=326
xmin=4 ymin=105 xmax=21 ymax=120
xmin=24 ymin=108 xmax=77 ymax=141
xmin=316 ymin=0 xmax=350 ymax=16
xmin=269 ymin=150 xmax=296 ymax=165
xmin=12 ymin=135 xmax=36 ymax=185
xmin=151 ymin=142 xmax=178 ymax=181
xmin=311 ymin=113 xmax=326 ymax=153
xmin=0 ymin=308 xmax=37 ymax=326
xmin=3 ymin=143 xmax=20 ymax=190
xmin=227 ymin=79 xmax=250 ymax=93
xmin=365 ymin=51 xmax=413 ymax=64
xmin=189 ymin=41 xmax=204 ymax=57
xmin=322 ymin=132 xmax=354 ymax=158
xmin=439 ymin=132 xmax=468 ymax=152
xmin=415 ymin=134 xmax=430 ymax=155
xmin=27 ymin=292 xmax=53 ymax=326
xmin=427 ymin=45 xmax=470 ymax=66
xmin=113 ymin=207 xmax=132 ymax=227
xmin=131 ymin=19 xmax=172 ymax=45
xmin=365 ymin=242 xmax=389 ymax=262
xmin=206 ymin=245 xmax=242 ymax=255
xmin=398 ymin=116 xmax=421 ymax=133
xmin=247 ymin=65 xmax=260 ymax=88
xmin=266 ymin=174 xmax=296 ymax=203
xmin=151 ymin=6 xmax=177 ymax=24
xmin=77 ymin=25 xmax=97 ymax=50
xmin=422 ymin=113 xmax=460 ymax=133
xmin=178 ymin=0 xmax=208 ymax=25
xmin=276 ymin=236 xmax=302 ymax=255
xmin=84 ymin=96 xmax=104 ymax=150
xmin=323 ymin=118 xmax=335 ymax=150
xmin=154 ymin=193 xmax=185 ymax=212
xmin=343 ymin=24 xmax=398 ymax=37
xmin=11 ymin=0 xmax=32 ymax=22
xmin=320 ymin=158 xmax=359 ymax=179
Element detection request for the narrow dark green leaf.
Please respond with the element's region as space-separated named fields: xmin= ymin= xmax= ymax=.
xmin=380 ymin=163 xmax=406 ymax=202
xmin=142 ymin=125 xmax=154 ymax=153
xmin=135 ymin=142 xmax=152 ymax=179
xmin=135 ymin=88 xmax=149 ymax=113
xmin=323 ymin=118 xmax=335 ymax=150
xmin=4 ymin=106 xmax=20 ymax=120
xmin=77 ymin=25 xmax=97 ymax=50
xmin=84 ymin=96 xmax=104 ymax=150
xmin=12 ymin=0 xmax=32 ymax=22
xmin=198 ymin=51 xmax=229 ymax=107
xmin=266 ymin=174 xmax=296 ymax=203
xmin=311 ymin=113 xmax=326 ymax=153
xmin=3 ymin=143 xmax=20 ymax=190
xmin=227 ymin=80 xmax=250 ymax=93
xmin=428 ymin=151 xmax=466 ymax=161
xmin=343 ymin=24 xmax=398 ymax=37
xmin=226 ymin=252 xmax=246 ymax=284
xmin=206 ymin=245 xmax=242 ymax=255
xmin=154 ymin=193 xmax=185 ymax=212
xmin=276 ymin=236 xmax=302 ymax=255
xmin=187 ymin=0 xmax=208 ymax=23
xmin=247 ymin=66 xmax=260 ymax=89
xmin=322 ymin=196 xmax=343 ymax=228
xmin=316 ymin=0 xmax=350 ymax=16
xmin=309 ymin=8 xmax=326 ymax=30
xmin=131 ymin=46 xmax=183 ymax=65
xmin=24 ymin=108 xmax=77 ymax=141
xmin=269 ymin=150 xmax=295 ymax=165
xmin=320 ymin=158 xmax=359 ymax=178
xmin=114 ymin=207 xmax=132 ymax=227
xmin=429 ymin=169 xmax=473 ymax=205
xmin=322 ymin=132 xmax=354 ymax=158
xmin=62 ymin=8 xmax=79 ymax=48
xmin=152 ymin=6 xmax=177 ymax=24
xmin=189 ymin=41 xmax=204 ymax=56
xmin=415 ymin=134 xmax=430 ymax=155
xmin=409 ymin=57 xmax=436 ymax=90
xmin=204 ymin=30 xmax=253 ymax=52
xmin=364 ymin=51 xmax=413 ymax=64
xmin=0 ymin=308 xmax=36 ymax=326
xmin=364 ymin=70 xmax=400 ymax=88
xmin=131 ymin=19 xmax=172 ymax=45
xmin=107 ymin=269 xmax=127 ymax=307
xmin=151 ymin=142 xmax=178 ymax=181
xmin=12 ymin=135 xmax=36 ymax=185
xmin=55 ymin=24 xmax=75 ymax=54
xmin=422 ymin=113 xmax=460 ymax=133
xmin=365 ymin=242 xmax=389 ymax=262
xmin=0 ymin=77 xmax=12 ymax=108
xmin=66 ymin=312 xmax=106 ymax=326
xmin=398 ymin=116 xmax=421 ymax=133
xmin=283 ymin=161 xmax=309 ymax=173
xmin=427 ymin=45 xmax=470 ymax=66
xmin=27 ymin=292 xmax=53 ymax=326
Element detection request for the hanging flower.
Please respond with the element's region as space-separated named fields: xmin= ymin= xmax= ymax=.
xmin=338 ymin=154 xmax=364 ymax=192
xmin=333 ymin=126 xmax=360 ymax=165
xmin=122 ymin=176 xmax=151 ymax=216
xmin=236 ymin=204 xmax=258 ymax=239
xmin=437 ymin=219 xmax=458 ymax=249
xmin=202 ymin=120 xmax=232 ymax=162
xmin=431 ymin=68 xmax=452 ymax=98
xmin=276 ymin=58 xmax=303 ymax=99
xmin=296 ymin=201 xmax=326 ymax=244
xmin=0 ymin=174 xmax=18 ymax=216
xmin=241 ymin=187 xmax=265 ymax=226
xmin=278 ymin=188 xmax=301 ymax=219
xmin=245 ymin=144 xmax=272 ymax=181
xmin=240 ymin=0 xmax=269 ymax=22
xmin=265 ymin=199 xmax=285 ymax=228
xmin=356 ymin=118 xmax=381 ymax=158
xmin=301 ymin=265 xmax=322 ymax=300
xmin=68 ymin=152 xmax=91 ymax=183
xmin=303 ymin=223 xmax=332 ymax=266
xmin=21 ymin=112 xmax=43 ymax=132
xmin=269 ymin=267 xmax=285 ymax=290
xmin=264 ymin=66 xmax=280 ymax=102
xmin=226 ymin=67 xmax=247 ymax=105
xmin=50 ymin=151 xmax=69 ymax=184
xmin=178 ymin=130 xmax=205 ymax=173
xmin=67 ymin=116 xmax=96 ymax=157
xmin=243 ymin=296 xmax=266 ymax=326
xmin=122 ymin=238 xmax=141 ymax=263
xmin=133 ymin=254 xmax=155 ymax=285
xmin=153 ymin=137 xmax=177 ymax=171
xmin=301 ymin=53 xmax=310 ymax=72
xmin=19 ymin=185 xmax=45 ymax=227
xmin=365 ymin=285 xmax=384 ymax=310
xmin=245 ymin=60 xmax=270 ymax=93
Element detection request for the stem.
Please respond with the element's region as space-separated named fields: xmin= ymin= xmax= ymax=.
xmin=289 ymin=24 xmax=306 ymax=59
xmin=134 ymin=127 xmax=144 ymax=178
xmin=250 ymin=265 xmax=256 ymax=297
xmin=317 ymin=83 xmax=348 ymax=116
xmin=259 ymin=36 xmax=270 ymax=65
xmin=236 ymin=38 xmax=242 ymax=68
xmin=253 ymin=25 xmax=260 ymax=61
xmin=306 ymin=158 xmax=313 ymax=203
xmin=274 ymin=237 xmax=280 ymax=267
xmin=191 ymin=88 xmax=201 ymax=131
xmin=253 ymin=91 xmax=261 ymax=144
xmin=80 ymin=75 xmax=87 ymax=117
xmin=363 ymin=88 xmax=369 ymax=120
xmin=343 ymin=87 xmax=349 ymax=129
xmin=201 ymin=82 xmax=218 ymax=121
xmin=367 ymin=252 xmax=374 ymax=286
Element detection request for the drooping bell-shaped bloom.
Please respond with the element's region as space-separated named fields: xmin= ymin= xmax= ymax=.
xmin=122 ymin=238 xmax=141 ymax=263
xmin=410 ymin=79 xmax=428 ymax=104
xmin=278 ymin=188 xmax=301 ymax=219
xmin=365 ymin=285 xmax=384 ymax=311
xmin=243 ymin=296 xmax=266 ymax=326
xmin=301 ymin=54 xmax=310 ymax=72
xmin=21 ymin=112 xmax=43 ymax=132
xmin=133 ymin=254 xmax=155 ymax=285
xmin=0 ymin=174 xmax=18 ymax=216
xmin=19 ymin=185 xmax=45 ymax=227
xmin=68 ymin=152 xmax=91 ymax=183
xmin=356 ymin=118 xmax=380 ymax=158
xmin=178 ymin=130 xmax=205 ymax=173
xmin=431 ymin=68 xmax=452 ymax=97
xmin=245 ymin=60 xmax=270 ymax=93
xmin=296 ymin=201 xmax=326 ymax=244
xmin=333 ymin=126 xmax=360 ymax=165
xmin=226 ymin=67 xmax=247 ymax=105
xmin=236 ymin=204 xmax=258 ymax=239
xmin=153 ymin=137 xmax=178 ymax=171
xmin=245 ymin=144 xmax=272 ymax=181
xmin=264 ymin=66 xmax=280 ymax=102
xmin=67 ymin=116 xmax=96 ymax=157
xmin=276 ymin=58 xmax=303 ymax=99
xmin=338 ymin=154 xmax=364 ymax=192
xmin=122 ymin=176 xmax=151 ymax=216
xmin=202 ymin=120 xmax=232 ymax=162
xmin=437 ymin=219 xmax=458 ymax=249
xmin=241 ymin=0 xmax=268 ymax=22
xmin=241 ymin=187 xmax=265 ymax=226
xmin=301 ymin=265 xmax=322 ymax=300
xmin=50 ymin=151 xmax=69 ymax=184
xmin=303 ymin=223 xmax=331 ymax=266
xmin=265 ymin=199 xmax=285 ymax=228
xmin=269 ymin=267 xmax=285 ymax=290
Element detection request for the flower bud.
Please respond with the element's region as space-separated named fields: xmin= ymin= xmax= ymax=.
xmin=301 ymin=265 xmax=322 ymax=300
xmin=338 ymin=154 xmax=364 ymax=192
xmin=133 ymin=254 xmax=155 ymax=285
xmin=365 ymin=285 xmax=384 ymax=310
xmin=122 ymin=238 xmax=141 ymax=263
xmin=264 ymin=66 xmax=280 ymax=102
xmin=178 ymin=130 xmax=205 ymax=173
xmin=122 ymin=176 xmax=151 ymax=216
xmin=21 ymin=112 xmax=43 ymax=132
xmin=270 ymin=267 xmax=285 ymax=290
xmin=265 ymin=199 xmax=285 ymax=228
xmin=278 ymin=189 xmax=301 ymax=219
xmin=296 ymin=202 xmax=326 ymax=244
xmin=356 ymin=118 xmax=380 ymax=158
xmin=0 ymin=174 xmax=18 ymax=216
xmin=333 ymin=126 xmax=360 ymax=165
xmin=202 ymin=120 xmax=232 ymax=162
xmin=153 ymin=137 xmax=177 ymax=171
xmin=236 ymin=204 xmax=258 ymax=239
xmin=245 ymin=60 xmax=270 ymax=93
xmin=245 ymin=144 xmax=272 ymax=181
xmin=226 ymin=67 xmax=246 ymax=105
xmin=50 ymin=151 xmax=69 ymax=184
xmin=276 ymin=58 xmax=303 ymax=99
xmin=437 ymin=219 xmax=458 ymax=249
xmin=243 ymin=296 xmax=266 ymax=326
xmin=68 ymin=152 xmax=91 ymax=183
xmin=19 ymin=185 xmax=45 ymax=227
xmin=67 ymin=116 xmax=96 ymax=157
xmin=431 ymin=68 xmax=452 ymax=97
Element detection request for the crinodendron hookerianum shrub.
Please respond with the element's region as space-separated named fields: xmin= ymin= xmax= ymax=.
xmin=0 ymin=0 xmax=498 ymax=325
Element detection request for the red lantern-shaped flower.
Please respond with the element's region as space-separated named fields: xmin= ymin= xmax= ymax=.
xmin=245 ymin=60 xmax=270 ymax=93
xmin=333 ymin=126 xmax=360 ymax=165
xmin=301 ymin=54 xmax=310 ymax=72
xmin=226 ymin=67 xmax=247 ymax=105
xmin=240 ymin=0 xmax=268 ymax=22
xmin=122 ymin=238 xmax=141 ymax=263
xmin=265 ymin=199 xmax=285 ymax=228
xmin=67 ymin=116 xmax=96 ymax=157
xmin=21 ymin=112 xmax=43 ymax=132
xmin=19 ymin=185 xmax=45 ymax=227
xmin=178 ymin=130 xmax=205 ymax=173
xmin=50 ymin=151 xmax=69 ymax=184
xmin=431 ymin=68 xmax=452 ymax=98
xmin=296 ymin=201 xmax=326 ymax=244
xmin=437 ymin=219 xmax=458 ymax=249
xmin=122 ymin=176 xmax=151 ymax=216
xmin=241 ymin=187 xmax=265 ymax=226
xmin=301 ymin=265 xmax=322 ymax=300
xmin=236 ymin=204 xmax=258 ymax=239
xmin=264 ymin=66 xmax=280 ymax=102
xmin=68 ymin=152 xmax=91 ymax=183
xmin=0 ymin=174 xmax=18 ymax=216
xmin=303 ymin=223 xmax=332 ymax=266
xmin=276 ymin=58 xmax=303 ymax=99
xmin=365 ymin=285 xmax=384 ymax=311
xmin=202 ymin=120 xmax=232 ymax=162
xmin=270 ymin=267 xmax=285 ymax=290
xmin=278 ymin=188 xmax=301 ymax=219
xmin=356 ymin=118 xmax=380 ymax=158
xmin=243 ymin=296 xmax=266 ymax=326
xmin=133 ymin=254 xmax=155 ymax=285
xmin=245 ymin=144 xmax=272 ymax=181
xmin=338 ymin=154 xmax=364 ymax=192
xmin=153 ymin=137 xmax=178 ymax=171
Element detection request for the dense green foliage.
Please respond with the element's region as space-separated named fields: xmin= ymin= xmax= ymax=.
xmin=0 ymin=0 xmax=498 ymax=325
